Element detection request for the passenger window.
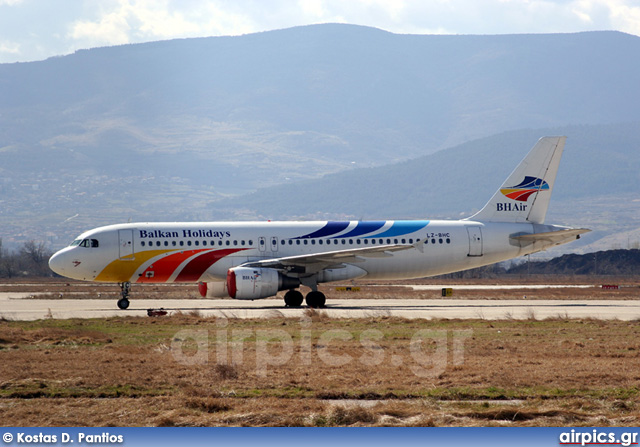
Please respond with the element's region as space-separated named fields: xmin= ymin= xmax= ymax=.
xmin=289 ymin=240 xmax=293 ymax=245
xmin=195 ymin=240 xmax=199 ymax=246
xmin=141 ymin=241 xmax=146 ymax=247
xmin=439 ymin=238 xmax=443 ymax=244
xmin=242 ymin=240 xmax=246 ymax=246
xmin=356 ymin=239 xmax=361 ymax=245
xmin=226 ymin=241 xmax=230 ymax=246
xmin=296 ymin=240 xmax=300 ymax=245
xmin=172 ymin=241 xmax=176 ymax=246
xmin=180 ymin=241 xmax=184 ymax=247
xmin=319 ymin=240 xmax=323 ymax=245
xmin=203 ymin=241 xmax=207 ymax=246
xmin=394 ymin=239 xmax=398 ymax=244
xmin=432 ymin=239 xmax=436 ymax=244
xmin=304 ymin=240 xmax=308 ymax=245
xmin=164 ymin=241 xmax=168 ymax=246
xmin=364 ymin=239 xmax=369 ymax=245
xmin=234 ymin=240 xmax=238 ymax=246
xmin=409 ymin=239 xmax=414 ymax=244
xmin=446 ymin=238 xmax=451 ymax=244
xmin=371 ymin=239 xmax=376 ymax=245
xmin=311 ymin=240 xmax=315 ymax=245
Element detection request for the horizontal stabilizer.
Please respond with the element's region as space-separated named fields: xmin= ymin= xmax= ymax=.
xmin=511 ymin=228 xmax=591 ymax=246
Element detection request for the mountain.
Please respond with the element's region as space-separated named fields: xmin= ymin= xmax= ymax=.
xmin=1 ymin=24 xmax=639 ymax=250
xmin=212 ymin=123 xmax=640 ymax=219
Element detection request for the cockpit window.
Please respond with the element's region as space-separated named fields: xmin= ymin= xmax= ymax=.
xmin=70 ymin=239 xmax=81 ymax=246
xmin=77 ymin=239 xmax=99 ymax=248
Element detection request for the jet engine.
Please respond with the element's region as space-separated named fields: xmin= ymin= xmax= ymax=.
xmin=226 ymin=267 xmax=300 ymax=300
xmin=197 ymin=281 xmax=230 ymax=298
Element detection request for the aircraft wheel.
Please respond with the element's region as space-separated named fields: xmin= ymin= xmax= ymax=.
xmin=284 ymin=290 xmax=304 ymax=307
xmin=117 ymin=298 xmax=130 ymax=310
xmin=305 ymin=291 xmax=326 ymax=308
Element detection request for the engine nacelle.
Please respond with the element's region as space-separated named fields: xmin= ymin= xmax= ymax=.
xmin=198 ymin=281 xmax=229 ymax=298
xmin=226 ymin=267 xmax=300 ymax=300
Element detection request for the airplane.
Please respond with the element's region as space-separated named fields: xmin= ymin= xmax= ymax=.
xmin=48 ymin=136 xmax=589 ymax=310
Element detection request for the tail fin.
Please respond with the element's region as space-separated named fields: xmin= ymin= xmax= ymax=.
xmin=468 ymin=136 xmax=566 ymax=224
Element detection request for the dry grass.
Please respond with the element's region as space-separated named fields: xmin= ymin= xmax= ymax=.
xmin=1 ymin=313 xmax=640 ymax=426
xmin=1 ymin=278 xmax=640 ymax=426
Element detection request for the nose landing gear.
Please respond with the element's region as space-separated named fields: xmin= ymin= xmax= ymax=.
xmin=117 ymin=282 xmax=131 ymax=309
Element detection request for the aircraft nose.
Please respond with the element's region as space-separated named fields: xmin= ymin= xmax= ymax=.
xmin=48 ymin=250 xmax=67 ymax=276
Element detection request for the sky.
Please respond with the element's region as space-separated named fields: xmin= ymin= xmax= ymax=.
xmin=1 ymin=0 xmax=640 ymax=63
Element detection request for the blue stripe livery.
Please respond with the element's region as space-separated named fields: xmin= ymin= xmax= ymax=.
xmin=337 ymin=221 xmax=386 ymax=238
xmin=297 ymin=220 xmax=430 ymax=239
xmin=296 ymin=221 xmax=350 ymax=239
xmin=363 ymin=220 xmax=430 ymax=238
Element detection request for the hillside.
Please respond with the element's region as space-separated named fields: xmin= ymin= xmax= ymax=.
xmin=211 ymin=123 xmax=640 ymax=219
xmin=507 ymin=249 xmax=640 ymax=276
xmin=1 ymin=24 xmax=639 ymax=249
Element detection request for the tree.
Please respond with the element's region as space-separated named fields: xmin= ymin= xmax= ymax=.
xmin=20 ymin=240 xmax=48 ymax=265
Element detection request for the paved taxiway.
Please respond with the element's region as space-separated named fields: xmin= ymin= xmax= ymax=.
xmin=1 ymin=291 xmax=639 ymax=321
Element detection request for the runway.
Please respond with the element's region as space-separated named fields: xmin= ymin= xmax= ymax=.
xmin=2 ymin=293 xmax=639 ymax=321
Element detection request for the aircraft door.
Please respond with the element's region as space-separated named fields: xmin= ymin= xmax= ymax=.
xmin=118 ymin=229 xmax=135 ymax=260
xmin=270 ymin=237 xmax=279 ymax=253
xmin=258 ymin=237 xmax=267 ymax=253
xmin=466 ymin=226 xmax=483 ymax=257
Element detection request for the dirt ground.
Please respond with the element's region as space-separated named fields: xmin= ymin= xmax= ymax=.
xmin=1 ymin=277 xmax=639 ymax=426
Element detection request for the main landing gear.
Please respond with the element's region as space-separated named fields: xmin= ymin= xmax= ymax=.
xmin=284 ymin=290 xmax=303 ymax=307
xmin=117 ymin=282 xmax=131 ymax=310
xmin=283 ymin=289 xmax=326 ymax=308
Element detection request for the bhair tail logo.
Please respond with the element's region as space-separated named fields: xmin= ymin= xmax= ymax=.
xmin=500 ymin=176 xmax=549 ymax=202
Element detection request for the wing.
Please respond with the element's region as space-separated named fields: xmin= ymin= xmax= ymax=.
xmin=240 ymin=241 xmax=423 ymax=274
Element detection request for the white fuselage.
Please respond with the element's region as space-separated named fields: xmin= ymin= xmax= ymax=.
xmin=48 ymin=219 xmax=564 ymax=288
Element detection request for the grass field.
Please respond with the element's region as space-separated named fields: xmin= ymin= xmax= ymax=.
xmin=1 ymin=276 xmax=640 ymax=427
